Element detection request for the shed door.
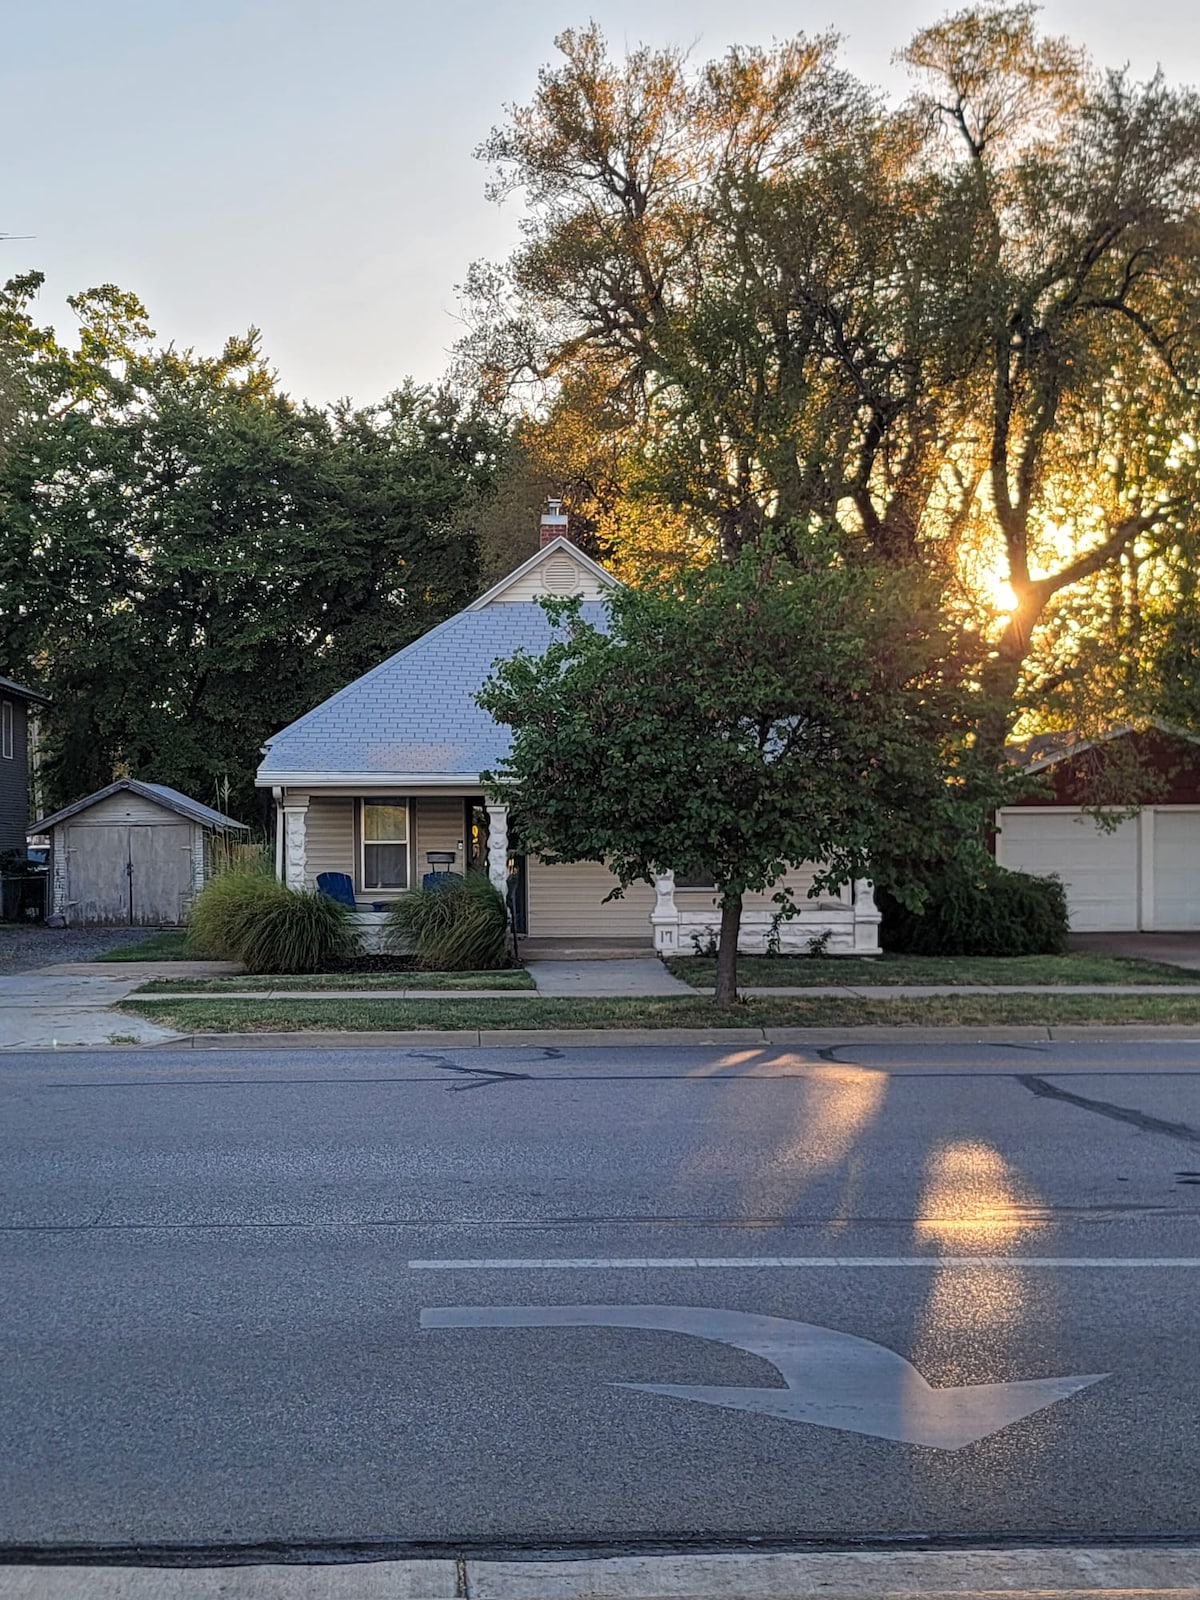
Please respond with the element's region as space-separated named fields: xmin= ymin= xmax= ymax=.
xmin=64 ymin=822 xmax=193 ymax=925
xmin=65 ymin=824 xmax=132 ymax=924
xmin=129 ymin=824 xmax=193 ymax=924
xmin=1152 ymin=811 xmax=1200 ymax=930
xmin=996 ymin=810 xmax=1140 ymax=932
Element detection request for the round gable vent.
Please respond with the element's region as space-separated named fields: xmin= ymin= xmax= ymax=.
xmin=542 ymin=553 xmax=581 ymax=595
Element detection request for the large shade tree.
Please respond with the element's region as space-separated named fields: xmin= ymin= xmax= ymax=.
xmin=0 ymin=274 xmax=503 ymax=815
xmin=463 ymin=7 xmax=1200 ymax=760
xmin=478 ymin=543 xmax=1003 ymax=1002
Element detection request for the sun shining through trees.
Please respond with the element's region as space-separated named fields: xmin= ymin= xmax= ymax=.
xmin=463 ymin=5 xmax=1200 ymax=765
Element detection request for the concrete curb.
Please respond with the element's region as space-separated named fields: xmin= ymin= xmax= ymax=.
xmin=38 ymin=1021 xmax=1200 ymax=1050
xmin=2 ymin=1546 xmax=1198 ymax=1597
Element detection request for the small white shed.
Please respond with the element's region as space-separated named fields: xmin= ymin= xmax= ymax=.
xmin=32 ymin=780 xmax=248 ymax=926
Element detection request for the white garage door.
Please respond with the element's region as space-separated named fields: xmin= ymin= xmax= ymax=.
xmin=996 ymin=810 xmax=1140 ymax=931
xmin=997 ymin=808 xmax=1200 ymax=932
xmin=1153 ymin=811 xmax=1200 ymax=930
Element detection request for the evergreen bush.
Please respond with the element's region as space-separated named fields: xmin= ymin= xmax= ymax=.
xmin=385 ymin=872 xmax=509 ymax=970
xmin=879 ymin=865 xmax=1069 ymax=956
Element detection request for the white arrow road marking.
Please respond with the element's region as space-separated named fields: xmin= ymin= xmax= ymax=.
xmin=420 ymin=1304 xmax=1107 ymax=1451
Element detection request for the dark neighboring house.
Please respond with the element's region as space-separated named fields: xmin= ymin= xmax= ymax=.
xmin=0 ymin=677 xmax=52 ymax=859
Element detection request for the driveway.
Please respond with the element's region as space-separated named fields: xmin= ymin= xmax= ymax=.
xmin=0 ymin=923 xmax=159 ymax=974
xmin=0 ymin=973 xmax=183 ymax=1049
xmin=1069 ymin=931 xmax=1200 ymax=971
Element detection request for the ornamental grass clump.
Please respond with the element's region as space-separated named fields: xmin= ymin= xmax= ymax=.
xmin=235 ymin=888 xmax=358 ymax=974
xmin=187 ymin=872 xmax=358 ymax=972
xmin=384 ymin=872 xmax=509 ymax=970
xmin=186 ymin=870 xmax=287 ymax=959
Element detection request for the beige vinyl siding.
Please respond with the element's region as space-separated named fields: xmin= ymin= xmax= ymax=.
xmin=64 ymin=792 xmax=177 ymax=827
xmin=414 ymin=796 xmax=465 ymax=872
xmin=525 ymin=857 xmax=656 ymax=938
xmin=304 ymin=796 xmax=356 ymax=886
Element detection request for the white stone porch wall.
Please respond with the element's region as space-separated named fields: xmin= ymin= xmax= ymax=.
xmin=351 ymin=911 xmax=389 ymax=953
xmin=653 ymin=875 xmax=881 ymax=957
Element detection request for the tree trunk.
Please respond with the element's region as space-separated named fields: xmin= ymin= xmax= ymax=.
xmin=714 ymin=891 xmax=744 ymax=1006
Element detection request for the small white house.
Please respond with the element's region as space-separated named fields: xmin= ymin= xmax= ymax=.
xmin=256 ymin=512 xmax=881 ymax=955
xmin=33 ymin=780 xmax=248 ymax=927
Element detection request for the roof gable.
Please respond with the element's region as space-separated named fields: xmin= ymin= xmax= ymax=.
xmin=32 ymin=780 xmax=248 ymax=834
xmin=468 ymin=537 xmax=617 ymax=608
xmin=1017 ymin=719 xmax=1200 ymax=773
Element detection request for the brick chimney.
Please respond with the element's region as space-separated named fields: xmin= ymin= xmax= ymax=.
xmin=539 ymin=497 xmax=569 ymax=547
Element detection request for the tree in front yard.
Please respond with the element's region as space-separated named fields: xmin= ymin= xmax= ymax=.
xmin=478 ymin=542 xmax=1002 ymax=1003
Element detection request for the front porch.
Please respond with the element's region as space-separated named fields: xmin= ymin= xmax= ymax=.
xmin=274 ymin=789 xmax=881 ymax=955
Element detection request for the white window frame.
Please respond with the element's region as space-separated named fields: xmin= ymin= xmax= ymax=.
xmin=1 ymin=701 xmax=12 ymax=761
xmin=359 ymin=797 xmax=412 ymax=893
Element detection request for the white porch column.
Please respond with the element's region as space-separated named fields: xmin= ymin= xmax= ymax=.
xmin=281 ymin=796 xmax=309 ymax=889
xmin=651 ymin=868 xmax=679 ymax=953
xmin=485 ymin=803 xmax=509 ymax=899
xmin=852 ymin=878 xmax=882 ymax=952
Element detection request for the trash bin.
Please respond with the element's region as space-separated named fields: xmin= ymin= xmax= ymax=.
xmin=1 ymin=872 xmax=47 ymax=922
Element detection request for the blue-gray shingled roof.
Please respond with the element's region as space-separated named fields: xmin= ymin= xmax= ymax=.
xmin=257 ymin=601 xmax=611 ymax=779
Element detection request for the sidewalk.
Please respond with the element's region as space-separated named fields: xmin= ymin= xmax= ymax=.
xmin=1 ymin=1544 xmax=1197 ymax=1597
xmin=129 ymin=981 xmax=1200 ymax=1000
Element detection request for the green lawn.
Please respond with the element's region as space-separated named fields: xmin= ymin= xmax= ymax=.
xmin=132 ymin=969 xmax=534 ymax=994
xmin=94 ymin=931 xmax=194 ymax=961
xmin=119 ymin=991 xmax=1200 ymax=1033
xmin=665 ymin=952 xmax=1200 ymax=987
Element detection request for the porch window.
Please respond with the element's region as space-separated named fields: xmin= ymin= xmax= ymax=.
xmin=360 ymin=799 xmax=410 ymax=890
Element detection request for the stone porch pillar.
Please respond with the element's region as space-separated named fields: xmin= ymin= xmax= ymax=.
xmin=651 ymin=869 xmax=679 ymax=953
xmin=485 ymin=803 xmax=509 ymax=900
xmin=852 ymin=878 xmax=882 ymax=952
xmin=281 ymin=796 xmax=309 ymax=889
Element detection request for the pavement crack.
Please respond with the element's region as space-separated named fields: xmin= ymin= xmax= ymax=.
xmin=1017 ymin=1073 xmax=1200 ymax=1146
xmin=408 ymin=1051 xmax=532 ymax=1094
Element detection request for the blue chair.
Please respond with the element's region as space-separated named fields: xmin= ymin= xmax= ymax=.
xmin=316 ymin=871 xmax=356 ymax=908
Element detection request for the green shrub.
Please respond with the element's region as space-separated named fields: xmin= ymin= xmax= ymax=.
xmin=186 ymin=871 xmax=287 ymax=959
xmin=385 ymin=872 xmax=509 ymax=970
xmin=236 ymin=888 xmax=357 ymax=974
xmin=879 ymin=865 xmax=1069 ymax=957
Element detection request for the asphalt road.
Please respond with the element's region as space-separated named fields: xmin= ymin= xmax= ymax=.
xmin=2 ymin=1038 xmax=1199 ymax=1552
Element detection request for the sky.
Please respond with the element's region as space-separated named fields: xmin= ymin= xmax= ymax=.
xmin=4 ymin=0 xmax=1197 ymax=407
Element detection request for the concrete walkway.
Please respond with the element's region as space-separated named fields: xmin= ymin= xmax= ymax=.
xmin=527 ymin=958 xmax=694 ymax=995
xmin=33 ymin=960 xmax=242 ymax=979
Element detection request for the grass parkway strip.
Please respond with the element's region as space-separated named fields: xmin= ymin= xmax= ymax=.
xmin=132 ymin=969 xmax=535 ymax=994
xmin=118 ymin=991 xmax=1200 ymax=1032
xmin=665 ymin=952 xmax=1200 ymax=986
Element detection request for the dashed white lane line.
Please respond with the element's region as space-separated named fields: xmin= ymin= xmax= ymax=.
xmin=408 ymin=1255 xmax=1200 ymax=1270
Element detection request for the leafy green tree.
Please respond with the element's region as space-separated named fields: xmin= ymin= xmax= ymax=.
xmin=0 ymin=274 xmax=503 ymax=816
xmin=464 ymin=9 xmax=1200 ymax=761
xmin=478 ymin=542 xmax=1000 ymax=1002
